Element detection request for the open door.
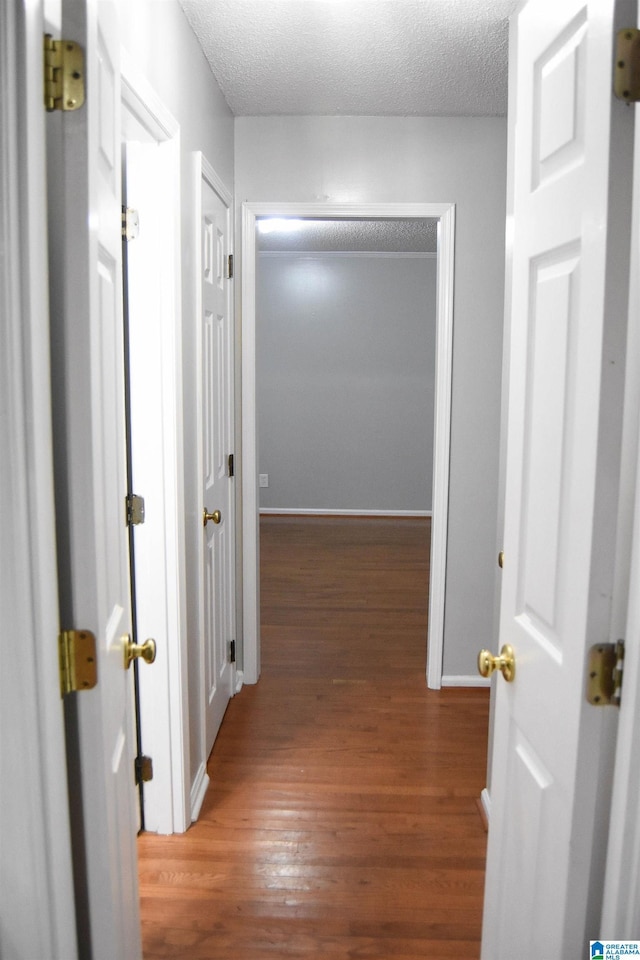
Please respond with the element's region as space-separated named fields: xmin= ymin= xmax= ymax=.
xmin=1 ymin=1 xmax=77 ymax=956
xmin=48 ymin=1 xmax=142 ymax=956
xmin=197 ymin=155 xmax=237 ymax=758
xmin=481 ymin=0 xmax=635 ymax=955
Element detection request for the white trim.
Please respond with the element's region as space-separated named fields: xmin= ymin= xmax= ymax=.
xmin=189 ymin=763 xmax=210 ymax=824
xmin=480 ymin=787 xmax=492 ymax=823
xmin=426 ymin=206 xmax=455 ymax=690
xmin=120 ymin=56 xmax=189 ymax=834
xmin=242 ymin=201 xmax=455 ymax=688
xmin=258 ymin=250 xmax=437 ymax=260
xmin=250 ymin=202 xmax=455 ymax=218
xmin=120 ymin=49 xmax=179 ymax=140
xmin=201 ymin=152 xmax=233 ymax=209
xmin=441 ymin=675 xmax=491 ymax=688
xmin=259 ymin=509 xmax=432 ymax=518
xmin=1 ymin=3 xmax=77 ymax=955
xmin=601 ymin=101 xmax=640 ymax=932
xmin=242 ymin=203 xmax=261 ymax=685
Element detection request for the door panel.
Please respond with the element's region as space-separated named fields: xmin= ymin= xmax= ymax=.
xmin=50 ymin=1 xmax=141 ymax=956
xmin=482 ymin=1 xmax=634 ymax=956
xmin=520 ymin=249 xmax=579 ymax=636
xmin=497 ymin=726 xmax=553 ymax=949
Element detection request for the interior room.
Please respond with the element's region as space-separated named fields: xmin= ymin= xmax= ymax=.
xmin=256 ymin=217 xmax=436 ymax=511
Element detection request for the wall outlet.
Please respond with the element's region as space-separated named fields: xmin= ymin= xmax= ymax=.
xmin=259 ymin=473 xmax=269 ymax=488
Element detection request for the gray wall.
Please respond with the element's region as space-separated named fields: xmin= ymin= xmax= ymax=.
xmin=257 ymin=253 xmax=436 ymax=513
xmin=236 ymin=116 xmax=507 ymax=680
xmin=119 ymin=1 xmax=234 ymax=798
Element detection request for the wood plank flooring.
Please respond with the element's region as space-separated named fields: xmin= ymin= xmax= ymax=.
xmin=139 ymin=516 xmax=490 ymax=959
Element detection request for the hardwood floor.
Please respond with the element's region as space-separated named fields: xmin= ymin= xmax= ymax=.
xmin=139 ymin=516 xmax=490 ymax=959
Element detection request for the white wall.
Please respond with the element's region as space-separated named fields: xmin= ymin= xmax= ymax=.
xmin=119 ymin=1 xmax=234 ymax=800
xmin=236 ymin=117 xmax=507 ymax=679
xmin=119 ymin=3 xmax=233 ymax=188
xmin=257 ymin=252 xmax=436 ymax=513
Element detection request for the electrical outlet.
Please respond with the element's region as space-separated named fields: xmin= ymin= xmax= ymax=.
xmin=259 ymin=473 xmax=269 ymax=488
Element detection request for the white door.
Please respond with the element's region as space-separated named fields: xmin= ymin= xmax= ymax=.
xmin=199 ymin=160 xmax=236 ymax=756
xmin=1 ymin=2 xmax=77 ymax=957
xmin=482 ymin=0 xmax=634 ymax=956
xmin=49 ymin=1 xmax=141 ymax=956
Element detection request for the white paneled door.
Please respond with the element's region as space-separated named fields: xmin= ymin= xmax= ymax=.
xmin=482 ymin=0 xmax=634 ymax=957
xmin=199 ymin=160 xmax=236 ymax=757
xmin=51 ymin=1 xmax=141 ymax=957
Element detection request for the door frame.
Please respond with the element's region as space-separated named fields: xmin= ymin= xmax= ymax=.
xmin=601 ymin=381 xmax=640 ymax=933
xmin=1 ymin=1 xmax=77 ymax=955
xmin=120 ymin=51 xmax=190 ymax=833
xmin=601 ymin=76 xmax=640 ymax=934
xmin=240 ymin=200 xmax=455 ymax=688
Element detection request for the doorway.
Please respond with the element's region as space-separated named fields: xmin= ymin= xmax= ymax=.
xmin=255 ymin=216 xmax=437 ymax=678
xmin=241 ymin=202 xmax=456 ymax=688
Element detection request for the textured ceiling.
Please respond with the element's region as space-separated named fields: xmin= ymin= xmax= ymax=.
xmin=178 ymin=0 xmax=519 ymax=117
xmin=257 ymin=218 xmax=438 ymax=253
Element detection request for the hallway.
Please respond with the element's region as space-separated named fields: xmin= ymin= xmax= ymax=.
xmin=138 ymin=517 xmax=489 ymax=958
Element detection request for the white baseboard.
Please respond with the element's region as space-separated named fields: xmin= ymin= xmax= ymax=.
xmin=441 ymin=674 xmax=491 ymax=688
xmin=235 ymin=669 xmax=244 ymax=694
xmin=259 ymin=508 xmax=432 ymax=517
xmin=480 ymin=787 xmax=491 ymax=823
xmin=190 ymin=762 xmax=210 ymax=823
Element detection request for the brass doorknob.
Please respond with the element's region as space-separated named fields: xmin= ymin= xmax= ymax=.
xmin=478 ymin=644 xmax=516 ymax=682
xmin=203 ymin=508 xmax=222 ymax=526
xmin=124 ymin=636 xmax=157 ymax=670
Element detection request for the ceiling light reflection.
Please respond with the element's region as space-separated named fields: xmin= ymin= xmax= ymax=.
xmin=257 ymin=218 xmax=306 ymax=235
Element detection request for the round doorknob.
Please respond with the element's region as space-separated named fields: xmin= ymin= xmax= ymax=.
xmin=203 ymin=508 xmax=222 ymax=526
xmin=124 ymin=635 xmax=157 ymax=670
xmin=478 ymin=644 xmax=516 ymax=682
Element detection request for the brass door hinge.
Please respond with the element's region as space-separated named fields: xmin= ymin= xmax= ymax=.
xmin=587 ymin=640 xmax=624 ymax=706
xmin=44 ymin=34 xmax=85 ymax=112
xmin=126 ymin=494 xmax=145 ymax=526
xmin=226 ymin=254 xmax=234 ymax=280
xmin=59 ymin=629 xmax=98 ymax=697
xmin=135 ymin=755 xmax=153 ymax=785
xmin=614 ymin=29 xmax=640 ymax=102
xmin=122 ymin=207 xmax=140 ymax=242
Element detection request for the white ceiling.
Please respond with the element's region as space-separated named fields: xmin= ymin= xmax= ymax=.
xmin=179 ymin=0 xmax=519 ymax=117
xmin=257 ymin=217 xmax=438 ymax=252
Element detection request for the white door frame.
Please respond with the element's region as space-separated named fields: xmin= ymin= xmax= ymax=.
xmin=0 ymin=1 xmax=77 ymax=955
xmin=601 ymin=381 xmax=640 ymax=933
xmin=601 ymin=70 xmax=640 ymax=934
xmin=120 ymin=52 xmax=190 ymax=833
xmin=241 ymin=201 xmax=455 ymax=688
